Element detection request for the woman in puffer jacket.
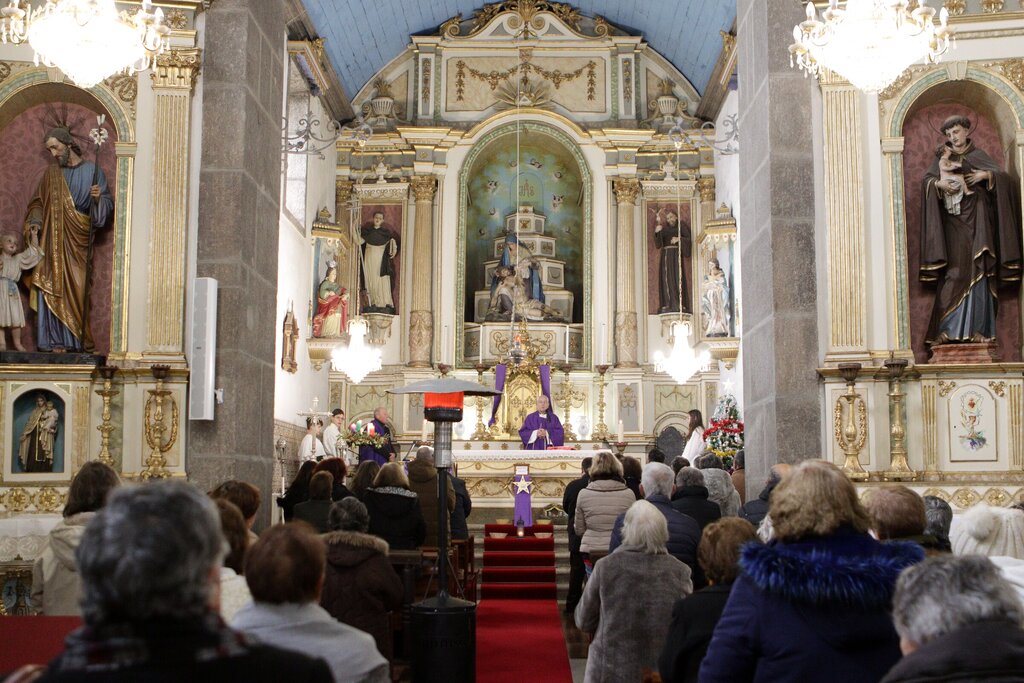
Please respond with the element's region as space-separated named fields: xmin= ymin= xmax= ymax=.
xmin=575 ymin=451 xmax=637 ymax=565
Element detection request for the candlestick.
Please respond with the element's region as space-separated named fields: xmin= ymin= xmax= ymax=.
xmin=95 ymin=365 xmax=118 ymax=467
xmin=555 ymin=363 xmax=582 ymax=442
xmin=883 ymin=357 xmax=916 ymax=481
xmin=617 ymin=419 xmax=624 ymax=443
xmin=141 ymin=365 xmax=177 ymax=480
xmin=834 ymin=363 xmax=868 ymax=481
xmin=472 ymin=363 xmax=492 ymax=440
xmin=593 ymin=364 xmax=611 ymax=441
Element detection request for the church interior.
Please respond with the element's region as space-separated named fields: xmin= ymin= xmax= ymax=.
xmin=3 ymin=0 xmax=1024 ymax=681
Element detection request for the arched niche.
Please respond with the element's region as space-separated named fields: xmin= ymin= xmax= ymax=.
xmin=455 ymin=118 xmax=593 ymax=365
xmin=0 ymin=71 xmax=136 ymax=354
xmin=885 ymin=67 xmax=1024 ymax=362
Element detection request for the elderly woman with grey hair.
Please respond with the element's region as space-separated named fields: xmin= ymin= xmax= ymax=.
xmin=701 ymin=468 xmax=741 ymax=517
xmin=575 ymin=500 xmax=692 ymax=683
xmin=882 ymin=555 xmax=1024 ymax=682
xmin=320 ymin=497 xmax=403 ymax=661
xmin=35 ymin=481 xmax=332 ymax=682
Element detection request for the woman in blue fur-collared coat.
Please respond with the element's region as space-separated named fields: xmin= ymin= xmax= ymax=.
xmin=698 ymin=460 xmax=924 ymax=683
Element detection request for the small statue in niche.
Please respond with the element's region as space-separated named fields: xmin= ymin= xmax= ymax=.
xmin=312 ymin=262 xmax=348 ymax=337
xmin=0 ymin=229 xmax=43 ymax=351
xmin=19 ymin=394 xmax=59 ymax=473
xmin=702 ymin=257 xmax=731 ymax=337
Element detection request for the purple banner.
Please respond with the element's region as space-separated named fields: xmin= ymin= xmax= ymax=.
xmin=489 ymin=363 xmax=507 ymax=426
xmin=540 ymin=364 xmax=551 ymax=404
xmin=513 ymin=474 xmax=533 ymax=527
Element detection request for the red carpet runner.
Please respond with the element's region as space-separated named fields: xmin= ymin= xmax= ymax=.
xmin=481 ymin=523 xmax=556 ymax=599
xmin=476 ymin=524 xmax=572 ymax=681
xmin=476 ymin=599 xmax=573 ymax=683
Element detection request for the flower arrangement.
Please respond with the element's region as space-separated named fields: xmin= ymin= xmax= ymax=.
xmin=704 ymin=393 xmax=744 ymax=459
xmin=348 ymin=419 xmax=387 ymax=449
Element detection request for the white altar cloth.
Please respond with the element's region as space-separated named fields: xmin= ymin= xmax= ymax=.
xmin=0 ymin=514 xmax=61 ymax=561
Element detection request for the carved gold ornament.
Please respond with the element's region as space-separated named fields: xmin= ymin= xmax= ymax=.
xmin=951 ymin=487 xmax=981 ymax=509
xmin=33 ymin=487 xmax=63 ymax=513
xmin=989 ymin=381 xmax=1007 ymax=398
xmin=983 ymin=488 xmax=1011 ymax=507
xmin=943 ymin=0 xmax=966 ymax=15
xmin=4 ymin=488 xmax=30 ymax=513
xmin=454 ymin=59 xmax=597 ymax=102
xmin=938 ymin=380 xmax=957 ymax=397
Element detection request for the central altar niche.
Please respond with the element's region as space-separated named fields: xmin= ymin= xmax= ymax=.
xmin=462 ymin=125 xmax=586 ymax=327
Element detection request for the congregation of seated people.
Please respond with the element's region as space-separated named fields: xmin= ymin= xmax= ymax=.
xmin=13 ymin=446 xmax=1024 ymax=682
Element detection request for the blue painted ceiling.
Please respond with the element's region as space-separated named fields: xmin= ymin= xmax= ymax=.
xmin=301 ymin=0 xmax=736 ymax=100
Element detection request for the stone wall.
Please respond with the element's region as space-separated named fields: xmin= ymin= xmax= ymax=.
xmin=736 ymin=0 xmax=823 ymax=498
xmin=189 ymin=0 xmax=288 ymax=529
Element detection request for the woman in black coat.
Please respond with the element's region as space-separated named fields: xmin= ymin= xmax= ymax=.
xmin=659 ymin=518 xmax=759 ymax=683
xmin=277 ymin=460 xmax=315 ymax=521
xmin=363 ymin=462 xmax=426 ymax=550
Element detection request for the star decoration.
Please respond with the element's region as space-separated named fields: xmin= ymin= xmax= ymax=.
xmin=513 ymin=477 xmax=533 ymax=494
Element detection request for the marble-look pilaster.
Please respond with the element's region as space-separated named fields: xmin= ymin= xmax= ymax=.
xmin=408 ymin=176 xmax=437 ymax=367
xmin=145 ymin=49 xmax=201 ymax=359
xmin=820 ymin=70 xmax=869 ymax=361
xmin=614 ymin=178 xmax=640 ymax=367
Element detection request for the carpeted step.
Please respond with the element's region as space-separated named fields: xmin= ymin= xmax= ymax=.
xmin=482 ymin=551 xmax=554 ymax=567
xmin=481 ymin=582 xmax=558 ymax=599
xmin=483 ymin=566 xmax=556 ymax=583
xmin=484 ymin=536 xmax=554 ymax=552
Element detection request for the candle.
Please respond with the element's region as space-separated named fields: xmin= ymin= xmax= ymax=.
xmin=421 ymin=419 xmax=429 ymax=442
xmin=564 ymin=325 xmax=570 ymax=363
xmin=479 ymin=325 xmax=484 ymax=363
xmin=599 ymin=324 xmax=607 ymax=364
xmin=617 ymin=419 xmax=624 ymax=443
xmin=443 ymin=325 xmax=449 ymax=363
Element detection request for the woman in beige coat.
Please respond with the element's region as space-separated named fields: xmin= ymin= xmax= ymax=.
xmin=574 ymin=451 xmax=637 ymax=564
xmin=31 ymin=462 xmax=120 ymax=615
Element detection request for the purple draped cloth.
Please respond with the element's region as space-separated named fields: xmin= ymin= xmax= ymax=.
xmin=519 ymin=410 xmax=564 ymax=450
xmin=513 ymin=474 xmax=533 ymax=527
xmin=358 ymin=418 xmax=395 ymax=465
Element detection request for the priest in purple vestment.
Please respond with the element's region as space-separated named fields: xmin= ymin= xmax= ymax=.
xmin=519 ymin=394 xmax=564 ymax=450
xmin=358 ymin=406 xmax=396 ymax=465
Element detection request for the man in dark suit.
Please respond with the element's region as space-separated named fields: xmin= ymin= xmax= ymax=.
xmin=562 ymin=457 xmax=592 ymax=613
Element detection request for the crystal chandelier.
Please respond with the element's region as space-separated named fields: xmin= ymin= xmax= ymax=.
xmin=331 ymin=317 xmax=382 ymax=384
xmin=1 ymin=0 xmax=170 ymax=89
xmin=789 ymin=0 xmax=953 ymax=93
xmin=654 ymin=321 xmax=710 ymax=384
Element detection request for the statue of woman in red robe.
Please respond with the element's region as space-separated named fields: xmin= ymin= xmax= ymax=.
xmin=312 ymin=263 xmax=348 ymax=337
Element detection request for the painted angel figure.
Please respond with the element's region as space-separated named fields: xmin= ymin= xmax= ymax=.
xmin=702 ymin=257 xmax=731 ymax=337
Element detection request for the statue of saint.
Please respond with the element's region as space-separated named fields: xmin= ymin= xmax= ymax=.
xmin=19 ymin=394 xmax=58 ymax=472
xmin=357 ymin=211 xmax=399 ymax=314
xmin=702 ymin=257 xmax=731 ymax=337
xmin=654 ymin=209 xmax=691 ymax=314
xmin=311 ymin=262 xmax=348 ymax=337
xmin=486 ymin=265 xmax=565 ymax=322
xmin=24 ymin=127 xmax=113 ymax=352
xmin=921 ymin=115 xmax=1022 ymax=347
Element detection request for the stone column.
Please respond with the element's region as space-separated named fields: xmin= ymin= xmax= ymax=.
xmin=736 ymin=0 xmax=822 ymax=496
xmin=145 ymin=49 xmax=202 ymax=358
xmin=335 ymin=179 xmax=357 ymax=296
xmin=189 ymin=0 xmax=288 ymax=528
xmin=613 ymin=178 xmax=641 ymax=367
xmin=820 ymin=70 xmax=869 ymax=361
xmin=408 ymin=175 xmax=437 ymax=367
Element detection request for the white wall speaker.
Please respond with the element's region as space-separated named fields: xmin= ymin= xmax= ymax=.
xmin=189 ymin=277 xmax=218 ymax=420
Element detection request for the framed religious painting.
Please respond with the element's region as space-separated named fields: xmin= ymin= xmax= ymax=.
xmin=354 ymin=200 xmax=404 ymax=317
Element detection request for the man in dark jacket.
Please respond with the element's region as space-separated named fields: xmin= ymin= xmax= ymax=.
xmin=450 ymin=467 xmax=472 ymax=540
xmin=671 ymin=467 xmax=721 ymax=530
xmin=562 ymin=456 xmax=592 ymax=613
xmin=610 ymin=463 xmax=704 ymax=587
xmin=883 ymin=555 xmax=1024 ymax=682
xmin=406 ymin=446 xmax=455 ymax=547
xmin=739 ymin=463 xmax=790 ymax=529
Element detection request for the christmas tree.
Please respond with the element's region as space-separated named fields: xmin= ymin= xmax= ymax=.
xmin=704 ymin=393 xmax=744 ymax=461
